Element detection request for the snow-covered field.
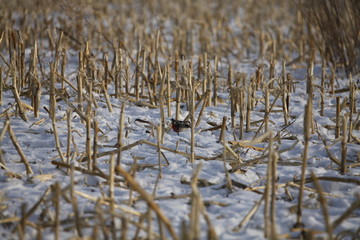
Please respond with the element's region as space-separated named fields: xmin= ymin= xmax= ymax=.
xmin=1 ymin=1 xmax=360 ymax=239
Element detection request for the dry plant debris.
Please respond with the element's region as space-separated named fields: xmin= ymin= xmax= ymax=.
xmin=0 ymin=0 xmax=359 ymax=239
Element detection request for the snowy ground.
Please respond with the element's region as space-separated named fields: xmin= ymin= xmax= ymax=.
xmin=0 ymin=2 xmax=360 ymax=238
xmin=1 ymin=50 xmax=359 ymax=239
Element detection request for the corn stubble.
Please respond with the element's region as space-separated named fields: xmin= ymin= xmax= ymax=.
xmin=0 ymin=0 xmax=359 ymax=239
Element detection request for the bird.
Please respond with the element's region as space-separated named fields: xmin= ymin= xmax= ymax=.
xmin=171 ymin=118 xmax=191 ymax=135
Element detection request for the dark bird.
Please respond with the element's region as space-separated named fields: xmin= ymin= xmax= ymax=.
xmin=171 ymin=118 xmax=191 ymax=135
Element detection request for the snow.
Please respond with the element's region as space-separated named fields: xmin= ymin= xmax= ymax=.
xmin=1 ymin=8 xmax=360 ymax=240
xmin=1 ymin=59 xmax=359 ymax=239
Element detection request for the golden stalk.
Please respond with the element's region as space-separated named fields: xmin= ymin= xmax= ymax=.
xmin=140 ymin=49 xmax=146 ymax=96
xmin=189 ymin=164 xmax=202 ymax=239
xmin=77 ymin=51 xmax=84 ymax=112
xmin=146 ymin=209 xmax=153 ymax=239
xmin=233 ymin=196 xmax=264 ymax=232
xmin=264 ymin=131 xmax=272 ymax=238
xmin=213 ymin=56 xmax=218 ymax=106
xmin=74 ymin=190 xmax=140 ymax=216
xmin=222 ymin=140 xmax=233 ymax=193
xmin=11 ymin=86 xmax=27 ymax=122
xmin=135 ymin=46 xmax=141 ymax=101
xmin=50 ymin=63 xmax=65 ymax=164
xmin=158 ymin=62 xmax=166 ymax=144
xmin=18 ymin=34 xmax=25 ymax=89
xmin=295 ymin=101 xmax=312 ymax=229
xmin=92 ymin=120 xmax=98 ymax=169
xmin=70 ymin=164 xmax=82 ymax=237
xmin=101 ymin=81 xmax=113 ymax=112
xmin=0 ymin=67 xmax=2 ymax=105
xmin=282 ymin=59 xmax=288 ymax=125
xmin=114 ymin=48 xmax=122 ymax=98
xmin=269 ymin=53 xmax=275 ymax=88
xmin=230 ymin=87 xmax=236 ymax=129
xmin=206 ymin=60 xmax=211 ymax=107
xmin=18 ymin=203 xmax=26 ymax=239
xmin=265 ymin=87 xmax=269 ymax=132
xmin=218 ymin=116 xmax=227 ymax=143
xmin=335 ymin=97 xmax=341 ymax=138
xmin=33 ymin=71 xmax=41 ymax=119
xmin=24 ymin=186 xmax=51 ymax=220
xmin=121 ymin=217 xmax=128 ymax=240
xmin=60 ymin=47 xmax=67 ymax=90
xmin=91 ymin=138 xmax=217 ymax=162
xmin=0 ymin=119 xmax=9 ymax=142
xmin=86 ymin=81 xmax=93 ymax=171
xmin=239 ymin=90 xmax=245 ymax=140
xmin=115 ymin=165 xmax=179 ymax=240
xmin=157 ymin=125 xmax=163 ymax=178
xmin=270 ymin=151 xmax=279 ymax=239
xmin=320 ymin=57 xmax=325 ymax=116
xmin=103 ymin=52 xmax=109 ymax=90
xmin=116 ymin=103 xmax=125 ymax=168
xmin=166 ymin=63 xmax=171 ymax=118
xmin=188 ymin=62 xmax=195 ymax=164
xmin=246 ymin=86 xmax=251 ymax=132
xmin=66 ymin=110 xmax=72 ymax=173
xmin=341 ymin=114 xmax=348 ymax=174
xmin=109 ymin=154 xmax=116 ymax=238
xmin=125 ymin=56 xmax=130 ymax=94
xmin=331 ymin=198 xmax=360 ymax=230
xmin=53 ymin=31 xmax=63 ymax=70
xmin=348 ymin=78 xmax=354 ymax=142
xmin=311 ymin=172 xmax=333 ymax=240
xmin=52 ymin=182 xmax=61 ymax=240
xmin=7 ymin=114 xmax=33 ymax=175
xmin=330 ymin=66 xmax=335 ymax=95
xmin=195 ymin=91 xmax=209 ymax=128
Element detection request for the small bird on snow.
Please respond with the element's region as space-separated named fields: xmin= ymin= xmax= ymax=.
xmin=171 ymin=118 xmax=191 ymax=135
